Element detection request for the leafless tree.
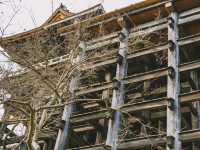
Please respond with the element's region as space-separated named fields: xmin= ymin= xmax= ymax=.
xmin=0 ymin=4 xmax=168 ymax=150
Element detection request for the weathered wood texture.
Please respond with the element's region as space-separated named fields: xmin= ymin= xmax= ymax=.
xmin=166 ymin=6 xmax=181 ymax=150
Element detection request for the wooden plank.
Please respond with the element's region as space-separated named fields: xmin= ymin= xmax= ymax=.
xmin=118 ymin=134 xmax=166 ymax=149
xmin=179 ymin=34 xmax=200 ymax=46
xmin=179 ymin=7 xmax=200 ymax=24
xmin=180 ymin=60 xmax=200 ymax=72
xmin=75 ymin=82 xmax=113 ymax=96
xmin=121 ymin=97 xmax=167 ymax=113
xmin=66 ymin=129 xmax=200 ymax=150
xmin=85 ymin=44 xmax=168 ymax=70
xmin=179 ymin=7 xmax=200 ymax=18
xmin=70 ymin=90 xmax=200 ymax=124
xmin=117 ymin=129 xmax=200 ymax=149
xmin=121 ymin=90 xmax=200 ymax=113
xmin=180 ymin=129 xmax=200 ymax=142
xmin=85 ymin=32 xmax=200 ymax=71
xmin=68 ymin=144 xmax=108 ymax=150
xmin=76 ymin=60 xmax=200 ymax=96
xmin=70 ymin=109 xmax=108 ymax=124
xmin=11 ymin=29 xmax=200 ymax=78
xmin=125 ymin=68 xmax=168 ymax=84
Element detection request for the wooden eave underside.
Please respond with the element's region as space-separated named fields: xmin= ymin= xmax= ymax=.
xmin=1 ymin=0 xmax=200 ymax=44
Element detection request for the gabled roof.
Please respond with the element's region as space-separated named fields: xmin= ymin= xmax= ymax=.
xmin=43 ymin=4 xmax=74 ymax=25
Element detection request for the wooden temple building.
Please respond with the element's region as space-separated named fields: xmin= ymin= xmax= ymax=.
xmin=1 ymin=0 xmax=200 ymax=149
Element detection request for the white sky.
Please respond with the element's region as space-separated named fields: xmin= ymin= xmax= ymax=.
xmin=0 ymin=0 xmax=142 ymax=36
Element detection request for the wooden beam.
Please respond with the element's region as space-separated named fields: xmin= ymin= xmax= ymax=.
xmin=85 ymin=32 xmax=200 ymax=71
xmin=85 ymin=44 xmax=168 ymax=70
xmin=76 ymin=59 xmax=200 ymax=96
xmin=179 ymin=34 xmax=200 ymax=46
xmin=179 ymin=7 xmax=200 ymax=25
xmin=118 ymin=129 xmax=200 ymax=149
xmin=180 ymin=129 xmax=200 ymax=142
xmin=71 ymin=109 xmax=108 ymax=124
xmin=86 ymin=6 xmax=200 ymax=52
xmin=10 ymin=22 xmax=200 ymax=79
xmin=67 ymin=129 xmax=200 ymax=150
xmin=68 ymin=144 xmax=108 ymax=150
xmin=118 ymin=134 xmax=166 ymax=149
xmin=70 ymin=90 xmax=200 ymax=124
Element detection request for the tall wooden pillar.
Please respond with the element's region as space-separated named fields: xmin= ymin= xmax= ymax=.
xmin=54 ymin=41 xmax=86 ymax=150
xmin=141 ymin=66 xmax=151 ymax=150
xmin=190 ymin=71 xmax=200 ymax=150
xmin=166 ymin=3 xmax=181 ymax=150
xmin=96 ymin=72 xmax=111 ymax=144
xmin=106 ymin=16 xmax=129 ymax=150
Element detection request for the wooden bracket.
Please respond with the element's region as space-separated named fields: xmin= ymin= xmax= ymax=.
xmin=117 ymin=53 xmax=123 ymax=65
xmin=113 ymin=78 xmax=121 ymax=90
xmin=168 ymin=16 xmax=175 ymax=29
xmin=55 ymin=120 xmax=66 ymax=130
xmin=167 ymin=135 xmax=175 ymax=148
xmin=117 ymin=15 xmax=134 ymax=30
xmin=123 ymin=14 xmax=134 ymax=29
xmin=168 ymin=40 xmax=175 ymax=51
xmin=168 ymin=66 xmax=176 ymax=79
xmin=118 ymin=31 xmax=126 ymax=41
xmin=165 ymin=1 xmax=175 ymax=13
xmin=107 ymin=107 xmax=118 ymax=120
xmin=167 ymin=97 xmax=175 ymax=110
xmin=124 ymin=94 xmax=128 ymax=103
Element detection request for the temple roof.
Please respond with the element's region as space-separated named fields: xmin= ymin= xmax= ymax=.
xmin=1 ymin=0 xmax=199 ymax=43
xmin=42 ymin=4 xmax=74 ymax=26
xmin=1 ymin=3 xmax=104 ymax=41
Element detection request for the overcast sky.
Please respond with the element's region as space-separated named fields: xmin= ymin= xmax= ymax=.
xmin=0 ymin=0 xmax=142 ymax=36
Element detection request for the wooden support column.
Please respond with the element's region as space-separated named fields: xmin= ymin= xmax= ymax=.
xmin=106 ymin=16 xmax=130 ymax=150
xmin=190 ymin=71 xmax=200 ymax=150
xmin=96 ymin=72 xmax=111 ymax=144
xmin=166 ymin=2 xmax=181 ymax=150
xmin=141 ymin=66 xmax=151 ymax=150
xmin=54 ymin=41 xmax=86 ymax=150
